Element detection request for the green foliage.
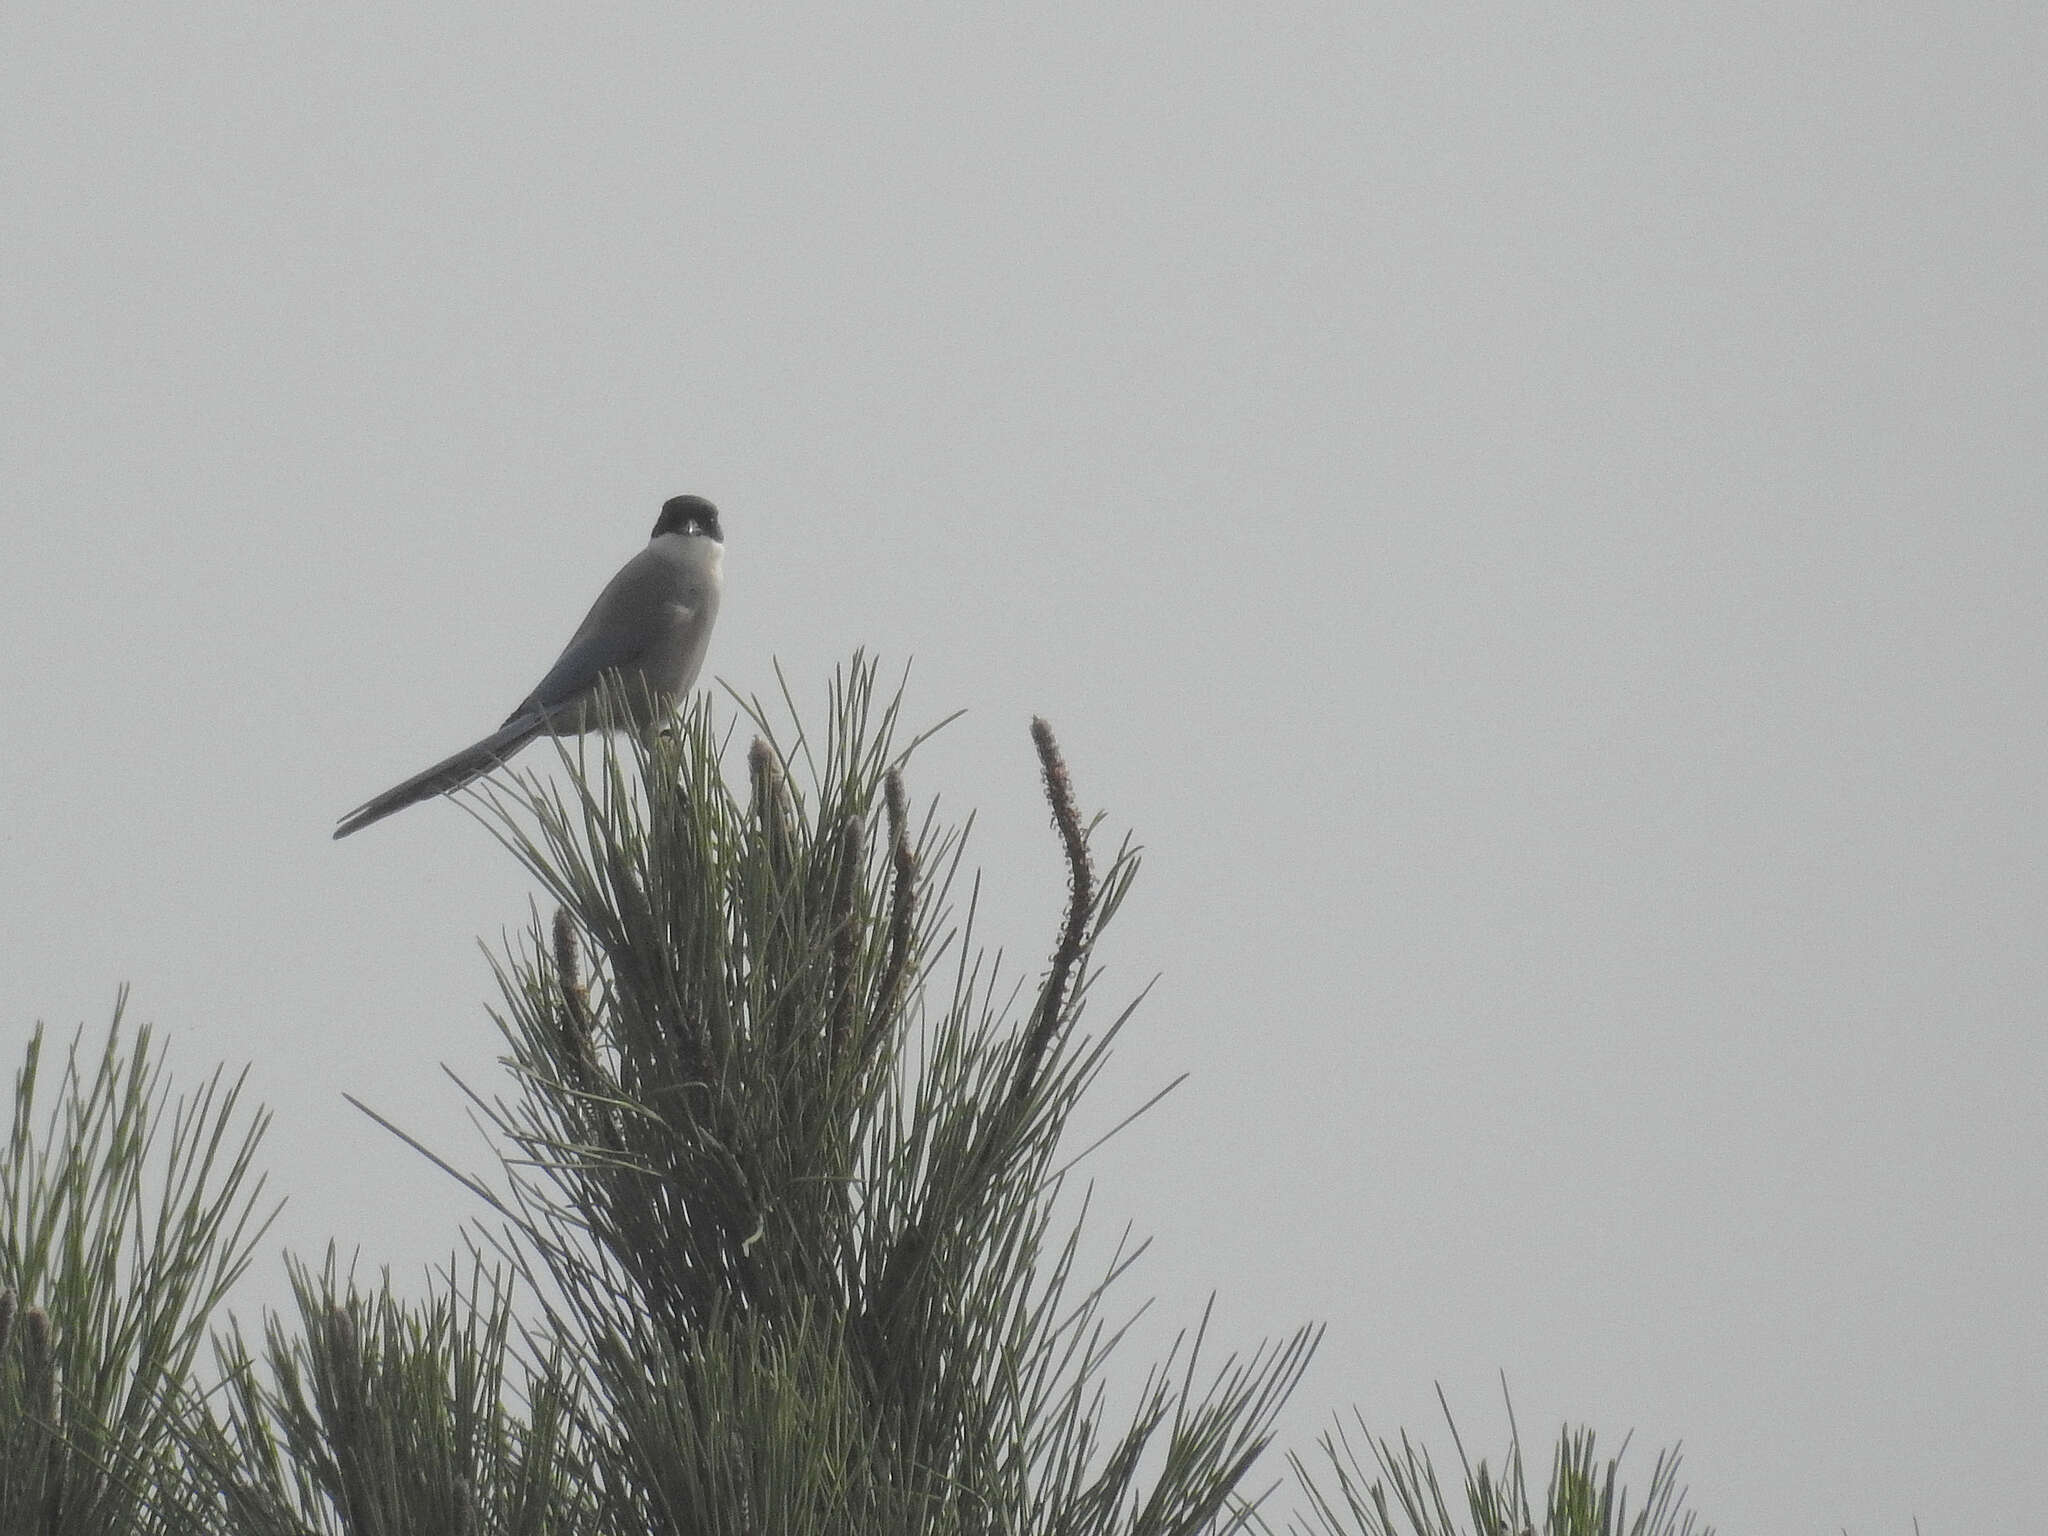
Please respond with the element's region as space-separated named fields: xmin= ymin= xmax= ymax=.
xmin=1284 ymin=1391 xmax=1711 ymax=1536
xmin=0 ymin=658 xmax=1715 ymax=1534
xmin=432 ymin=657 xmax=1321 ymax=1533
xmin=0 ymin=1002 xmax=275 ymax=1535
xmin=172 ymin=1253 xmax=584 ymax=1535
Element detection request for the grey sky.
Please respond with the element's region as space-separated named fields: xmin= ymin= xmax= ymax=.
xmin=4 ymin=5 xmax=2043 ymax=1529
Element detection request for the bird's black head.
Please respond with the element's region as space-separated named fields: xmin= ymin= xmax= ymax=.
xmin=653 ymin=494 xmax=722 ymax=542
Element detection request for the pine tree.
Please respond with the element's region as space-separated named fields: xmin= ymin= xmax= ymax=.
xmin=0 ymin=657 xmax=1711 ymax=1535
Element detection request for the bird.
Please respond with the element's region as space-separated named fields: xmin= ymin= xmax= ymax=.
xmin=333 ymin=493 xmax=724 ymax=839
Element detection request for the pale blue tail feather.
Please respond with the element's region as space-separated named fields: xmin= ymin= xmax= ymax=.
xmin=332 ymin=716 xmax=544 ymax=839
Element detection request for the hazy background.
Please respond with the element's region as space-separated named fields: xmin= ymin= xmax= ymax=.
xmin=4 ymin=5 xmax=2042 ymax=1529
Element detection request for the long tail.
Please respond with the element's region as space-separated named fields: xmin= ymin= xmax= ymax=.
xmin=333 ymin=717 xmax=545 ymax=839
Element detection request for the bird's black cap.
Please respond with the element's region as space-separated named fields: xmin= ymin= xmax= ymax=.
xmin=653 ymin=494 xmax=722 ymax=541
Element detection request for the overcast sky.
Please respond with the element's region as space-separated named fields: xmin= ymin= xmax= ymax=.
xmin=4 ymin=5 xmax=2043 ymax=1530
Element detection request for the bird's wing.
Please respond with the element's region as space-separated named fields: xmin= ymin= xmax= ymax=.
xmin=332 ymin=716 xmax=543 ymax=840
xmin=505 ymin=546 xmax=696 ymax=725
